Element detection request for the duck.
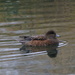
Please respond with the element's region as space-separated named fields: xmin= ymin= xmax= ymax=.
xmin=19 ymin=30 xmax=59 ymax=47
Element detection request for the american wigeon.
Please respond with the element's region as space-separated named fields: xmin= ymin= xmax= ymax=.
xmin=19 ymin=30 xmax=59 ymax=46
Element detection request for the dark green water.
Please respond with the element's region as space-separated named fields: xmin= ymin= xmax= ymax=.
xmin=0 ymin=0 xmax=75 ymax=75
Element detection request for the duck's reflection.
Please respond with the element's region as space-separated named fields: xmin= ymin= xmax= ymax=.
xmin=20 ymin=44 xmax=58 ymax=58
xmin=47 ymin=49 xmax=58 ymax=58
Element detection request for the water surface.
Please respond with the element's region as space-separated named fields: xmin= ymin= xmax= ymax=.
xmin=0 ymin=0 xmax=75 ymax=75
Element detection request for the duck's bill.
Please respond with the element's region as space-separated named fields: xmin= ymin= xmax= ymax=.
xmin=56 ymin=34 xmax=60 ymax=37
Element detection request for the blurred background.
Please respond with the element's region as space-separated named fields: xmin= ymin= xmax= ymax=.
xmin=0 ymin=0 xmax=75 ymax=75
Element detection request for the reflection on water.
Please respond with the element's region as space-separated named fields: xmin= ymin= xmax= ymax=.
xmin=19 ymin=41 xmax=67 ymax=58
xmin=0 ymin=0 xmax=75 ymax=75
xmin=20 ymin=45 xmax=58 ymax=58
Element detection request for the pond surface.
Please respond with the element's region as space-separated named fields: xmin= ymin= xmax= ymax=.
xmin=0 ymin=0 xmax=75 ymax=75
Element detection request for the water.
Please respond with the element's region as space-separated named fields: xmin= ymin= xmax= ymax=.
xmin=0 ymin=0 xmax=75 ymax=75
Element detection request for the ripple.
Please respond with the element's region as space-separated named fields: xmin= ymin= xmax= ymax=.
xmin=0 ymin=40 xmax=68 ymax=61
xmin=0 ymin=42 xmax=21 ymax=46
xmin=58 ymin=40 xmax=68 ymax=47
xmin=0 ymin=21 xmax=24 ymax=26
xmin=0 ymin=48 xmax=19 ymax=52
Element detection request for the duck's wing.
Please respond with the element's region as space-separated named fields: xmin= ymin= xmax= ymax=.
xmin=19 ymin=36 xmax=32 ymax=45
xmin=19 ymin=35 xmax=46 ymax=41
xmin=32 ymin=35 xmax=46 ymax=40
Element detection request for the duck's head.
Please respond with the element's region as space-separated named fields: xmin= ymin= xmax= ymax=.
xmin=45 ymin=30 xmax=57 ymax=39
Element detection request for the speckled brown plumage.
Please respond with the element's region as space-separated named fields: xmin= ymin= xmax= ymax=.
xmin=19 ymin=30 xmax=59 ymax=47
